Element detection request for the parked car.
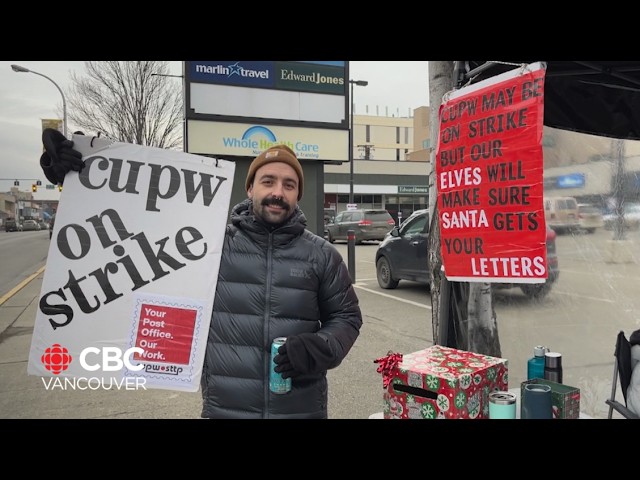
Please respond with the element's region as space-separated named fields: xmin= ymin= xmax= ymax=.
xmin=22 ymin=219 xmax=41 ymax=231
xmin=323 ymin=208 xmax=336 ymax=226
xmin=4 ymin=218 xmax=23 ymax=232
xmin=38 ymin=220 xmax=49 ymax=231
xmin=375 ymin=209 xmax=560 ymax=299
xmin=544 ymin=196 xmax=580 ymax=233
xmin=603 ymin=202 xmax=640 ymax=231
xmin=324 ymin=208 xmax=395 ymax=244
xmin=577 ymin=203 xmax=603 ymax=233
xmin=375 ymin=209 xmax=431 ymax=289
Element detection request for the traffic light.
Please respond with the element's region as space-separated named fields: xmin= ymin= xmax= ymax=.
xmin=32 ymin=184 xmax=37 ymax=193
xmin=58 ymin=185 xmax=63 ymax=192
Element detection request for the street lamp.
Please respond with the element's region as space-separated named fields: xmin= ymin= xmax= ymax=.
xmin=11 ymin=64 xmax=67 ymax=138
xmin=349 ymin=79 xmax=368 ymax=205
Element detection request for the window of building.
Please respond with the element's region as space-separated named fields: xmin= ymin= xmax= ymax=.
xmin=336 ymin=194 xmax=382 ymax=211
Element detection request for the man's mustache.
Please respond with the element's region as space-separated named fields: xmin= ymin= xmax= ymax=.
xmin=262 ymin=197 xmax=290 ymax=210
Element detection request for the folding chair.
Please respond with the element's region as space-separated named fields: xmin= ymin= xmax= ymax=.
xmin=606 ymin=330 xmax=639 ymax=419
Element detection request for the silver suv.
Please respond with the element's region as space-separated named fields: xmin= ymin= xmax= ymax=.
xmin=324 ymin=209 xmax=395 ymax=244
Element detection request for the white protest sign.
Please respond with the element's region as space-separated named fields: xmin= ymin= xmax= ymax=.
xmin=27 ymin=135 xmax=235 ymax=392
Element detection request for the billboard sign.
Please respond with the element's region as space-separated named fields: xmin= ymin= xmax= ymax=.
xmin=187 ymin=120 xmax=348 ymax=161
xmin=188 ymin=61 xmax=345 ymax=95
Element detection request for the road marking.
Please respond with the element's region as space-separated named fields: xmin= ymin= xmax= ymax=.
xmin=562 ymin=268 xmax=640 ymax=280
xmin=552 ymin=290 xmax=615 ymax=303
xmin=355 ymin=281 xmax=613 ymax=306
xmin=353 ymin=284 xmax=431 ymax=309
xmin=0 ymin=266 xmax=45 ymax=306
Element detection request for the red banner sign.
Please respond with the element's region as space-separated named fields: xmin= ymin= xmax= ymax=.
xmin=436 ymin=62 xmax=547 ymax=282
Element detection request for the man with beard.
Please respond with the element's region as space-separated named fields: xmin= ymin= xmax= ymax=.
xmin=200 ymin=144 xmax=362 ymax=418
xmin=39 ymin=131 xmax=363 ymax=419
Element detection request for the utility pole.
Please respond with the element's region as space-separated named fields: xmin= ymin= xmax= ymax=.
xmin=611 ymin=138 xmax=627 ymax=241
xmin=428 ymin=61 xmax=501 ymax=357
xmin=428 ymin=61 xmax=454 ymax=346
xmin=349 ymin=79 xmax=368 ymax=204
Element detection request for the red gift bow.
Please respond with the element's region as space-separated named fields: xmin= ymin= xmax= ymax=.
xmin=374 ymin=351 xmax=403 ymax=388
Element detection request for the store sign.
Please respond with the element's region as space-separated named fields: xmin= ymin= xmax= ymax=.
xmin=190 ymin=61 xmax=274 ymax=88
xmin=188 ymin=120 xmax=348 ymax=161
xmin=274 ymin=62 xmax=345 ymax=94
xmin=398 ymin=185 xmax=429 ymax=194
xmin=188 ymin=61 xmax=346 ymax=94
xmin=556 ymin=173 xmax=585 ymax=188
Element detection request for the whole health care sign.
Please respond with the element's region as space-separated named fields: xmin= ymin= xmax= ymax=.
xmin=436 ymin=62 xmax=547 ymax=283
xmin=28 ymin=135 xmax=235 ymax=392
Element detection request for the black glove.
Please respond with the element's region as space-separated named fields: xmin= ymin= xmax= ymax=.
xmin=40 ymin=128 xmax=84 ymax=185
xmin=273 ymin=333 xmax=334 ymax=379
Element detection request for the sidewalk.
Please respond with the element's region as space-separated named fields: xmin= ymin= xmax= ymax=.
xmin=0 ymin=270 xmax=202 ymax=419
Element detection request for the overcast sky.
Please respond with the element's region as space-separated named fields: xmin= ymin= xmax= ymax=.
xmin=0 ymin=61 xmax=430 ymax=193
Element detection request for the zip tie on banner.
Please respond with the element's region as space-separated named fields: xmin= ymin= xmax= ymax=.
xmin=200 ymin=157 xmax=221 ymax=168
xmin=442 ymin=88 xmax=455 ymax=103
xmin=90 ymin=132 xmax=102 ymax=147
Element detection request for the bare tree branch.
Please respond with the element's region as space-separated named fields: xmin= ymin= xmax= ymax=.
xmin=66 ymin=61 xmax=182 ymax=149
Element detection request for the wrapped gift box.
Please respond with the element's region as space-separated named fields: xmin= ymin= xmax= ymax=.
xmin=520 ymin=378 xmax=580 ymax=419
xmin=382 ymin=345 xmax=508 ymax=419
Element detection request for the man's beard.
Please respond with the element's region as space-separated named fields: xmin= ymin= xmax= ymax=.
xmin=254 ymin=196 xmax=292 ymax=226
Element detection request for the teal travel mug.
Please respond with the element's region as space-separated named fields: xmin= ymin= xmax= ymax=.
xmin=489 ymin=391 xmax=516 ymax=419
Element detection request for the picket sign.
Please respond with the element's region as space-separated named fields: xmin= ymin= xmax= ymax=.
xmin=28 ymin=135 xmax=235 ymax=392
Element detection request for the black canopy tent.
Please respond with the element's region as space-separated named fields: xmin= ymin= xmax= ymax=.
xmin=458 ymin=61 xmax=640 ymax=141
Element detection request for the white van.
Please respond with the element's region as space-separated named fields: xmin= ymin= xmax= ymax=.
xmin=544 ymin=196 xmax=580 ymax=233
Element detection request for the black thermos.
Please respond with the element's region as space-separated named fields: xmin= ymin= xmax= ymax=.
xmin=544 ymin=351 xmax=563 ymax=383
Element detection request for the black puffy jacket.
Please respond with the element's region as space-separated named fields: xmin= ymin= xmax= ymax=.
xmin=200 ymin=199 xmax=362 ymax=418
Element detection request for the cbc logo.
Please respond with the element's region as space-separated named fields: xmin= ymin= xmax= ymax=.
xmin=41 ymin=344 xmax=145 ymax=374
xmin=41 ymin=343 xmax=73 ymax=374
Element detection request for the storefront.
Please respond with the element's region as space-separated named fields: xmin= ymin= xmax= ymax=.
xmin=323 ymin=185 xmax=428 ymax=224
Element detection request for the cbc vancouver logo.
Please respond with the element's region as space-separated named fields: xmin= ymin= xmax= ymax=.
xmin=41 ymin=344 xmax=73 ymax=374
xmin=39 ymin=343 xmax=150 ymax=391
